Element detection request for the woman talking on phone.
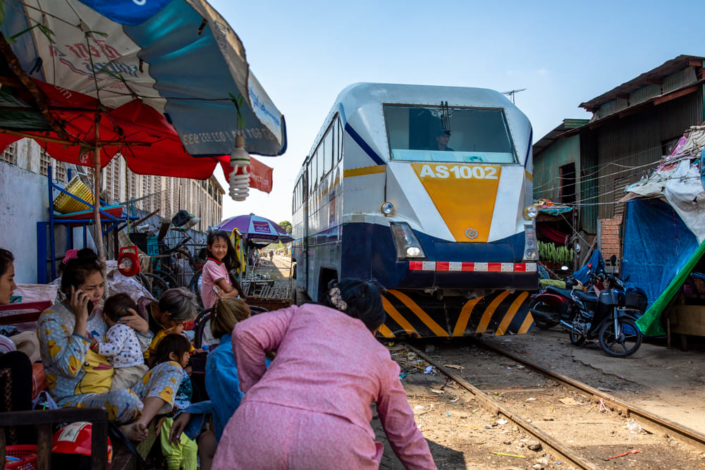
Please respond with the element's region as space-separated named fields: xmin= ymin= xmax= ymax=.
xmin=37 ymin=249 xmax=184 ymax=441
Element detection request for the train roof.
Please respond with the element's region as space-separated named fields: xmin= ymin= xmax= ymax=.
xmin=295 ymin=82 xmax=532 ymax=181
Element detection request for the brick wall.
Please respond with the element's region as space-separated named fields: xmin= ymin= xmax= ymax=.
xmin=600 ymin=216 xmax=622 ymax=260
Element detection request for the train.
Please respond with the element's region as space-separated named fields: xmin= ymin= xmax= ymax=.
xmin=292 ymin=83 xmax=538 ymax=338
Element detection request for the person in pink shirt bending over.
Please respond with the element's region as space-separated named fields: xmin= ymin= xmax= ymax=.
xmin=211 ymin=279 xmax=436 ymax=470
xmin=200 ymin=231 xmax=244 ymax=310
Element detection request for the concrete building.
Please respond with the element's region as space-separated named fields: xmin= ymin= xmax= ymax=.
xmin=100 ymin=155 xmax=225 ymax=232
xmin=533 ymin=55 xmax=705 ymax=261
xmin=0 ymin=138 xmax=224 ymax=283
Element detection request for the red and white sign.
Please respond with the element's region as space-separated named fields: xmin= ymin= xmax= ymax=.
xmin=410 ymin=262 xmax=537 ymax=273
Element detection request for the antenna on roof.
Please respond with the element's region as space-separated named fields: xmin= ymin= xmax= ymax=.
xmin=502 ymin=88 xmax=527 ymax=104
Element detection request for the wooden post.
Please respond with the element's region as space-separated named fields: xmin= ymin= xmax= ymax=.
xmin=35 ymin=424 xmax=52 ymax=470
xmin=0 ymin=426 xmax=5 ymax=467
xmin=90 ymin=419 xmax=108 ymax=470
xmin=93 ymin=113 xmax=107 ymax=292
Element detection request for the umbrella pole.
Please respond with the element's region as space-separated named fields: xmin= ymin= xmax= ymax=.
xmin=93 ymin=113 xmax=107 ymax=292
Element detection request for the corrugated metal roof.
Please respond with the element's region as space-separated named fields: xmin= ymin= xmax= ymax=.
xmin=580 ymin=55 xmax=705 ymax=112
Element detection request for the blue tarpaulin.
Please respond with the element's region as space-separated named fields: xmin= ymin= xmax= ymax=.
xmin=622 ymin=198 xmax=699 ymax=311
xmin=573 ymin=249 xmax=605 ymax=284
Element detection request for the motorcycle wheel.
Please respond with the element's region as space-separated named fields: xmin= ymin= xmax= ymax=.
xmin=598 ymin=318 xmax=643 ymax=358
xmin=529 ymin=300 xmax=560 ymax=330
xmin=569 ymin=328 xmax=586 ymax=346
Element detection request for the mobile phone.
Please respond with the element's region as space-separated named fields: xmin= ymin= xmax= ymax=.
xmin=212 ymin=286 xmax=220 ymax=294
xmin=65 ymin=285 xmax=95 ymax=314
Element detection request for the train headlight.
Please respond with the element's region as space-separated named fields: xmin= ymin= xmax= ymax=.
xmin=524 ymin=205 xmax=538 ymax=220
xmin=524 ymin=249 xmax=537 ymax=260
xmin=406 ymin=247 xmax=423 ymax=258
xmin=381 ymin=202 xmax=394 ymax=216
xmin=390 ymin=223 xmax=426 ymax=260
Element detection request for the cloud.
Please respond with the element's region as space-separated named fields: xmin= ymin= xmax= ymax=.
xmin=537 ymin=68 xmax=549 ymax=76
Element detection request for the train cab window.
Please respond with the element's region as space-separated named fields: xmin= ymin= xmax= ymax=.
xmin=383 ymin=105 xmax=516 ymax=164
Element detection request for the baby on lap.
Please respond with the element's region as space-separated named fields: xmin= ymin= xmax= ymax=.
xmin=91 ymin=293 xmax=148 ymax=390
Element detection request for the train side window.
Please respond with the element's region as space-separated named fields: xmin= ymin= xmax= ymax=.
xmin=314 ymin=149 xmax=320 ymax=187
xmin=338 ymin=118 xmax=344 ymax=161
xmin=332 ymin=121 xmax=337 ymax=163
xmin=307 ymin=160 xmax=313 ymax=195
xmin=321 ymin=135 xmax=331 ymax=177
xmin=324 ymin=128 xmax=333 ymax=174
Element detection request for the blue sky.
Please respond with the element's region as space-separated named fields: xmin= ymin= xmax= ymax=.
xmin=211 ymin=0 xmax=705 ymax=225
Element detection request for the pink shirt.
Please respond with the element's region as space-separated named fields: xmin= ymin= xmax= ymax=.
xmin=232 ymin=304 xmax=435 ymax=469
xmin=201 ymin=259 xmax=231 ymax=309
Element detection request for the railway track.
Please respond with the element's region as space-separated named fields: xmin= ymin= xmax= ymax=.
xmin=401 ymin=341 xmax=705 ymax=469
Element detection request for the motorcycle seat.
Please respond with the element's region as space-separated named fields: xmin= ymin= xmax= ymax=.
xmin=546 ymin=286 xmax=598 ymax=304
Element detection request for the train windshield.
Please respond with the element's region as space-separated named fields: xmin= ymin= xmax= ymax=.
xmin=383 ymin=105 xmax=516 ymax=164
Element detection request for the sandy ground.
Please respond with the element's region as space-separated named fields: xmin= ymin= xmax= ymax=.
xmin=482 ymin=328 xmax=705 ymax=435
xmin=374 ymin=333 xmax=705 ymax=469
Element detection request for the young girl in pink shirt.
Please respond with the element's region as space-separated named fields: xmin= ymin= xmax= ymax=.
xmin=200 ymin=231 xmax=244 ymax=309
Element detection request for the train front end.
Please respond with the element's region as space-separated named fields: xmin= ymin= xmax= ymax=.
xmin=340 ymin=86 xmax=538 ymax=338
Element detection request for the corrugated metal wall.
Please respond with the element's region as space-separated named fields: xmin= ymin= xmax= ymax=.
xmin=533 ymin=135 xmax=581 ymax=202
xmin=663 ymin=67 xmax=698 ymax=93
xmin=579 ymin=131 xmax=598 ymax=234
xmin=593 ymin=89 xmax=703 ymax=219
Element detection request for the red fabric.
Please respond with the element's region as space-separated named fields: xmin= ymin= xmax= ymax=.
xmin=32 ymin=363 xmax=46 ymax=399
xmin=1 ymin=79 xmax=273 ymax=188
xmin=538 ymin=225 xmax=569 ymax=244
xmin=217 ymin=155 xmax=273 ymax=194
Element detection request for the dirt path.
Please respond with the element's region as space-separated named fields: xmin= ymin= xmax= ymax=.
xmin=251 ymin=255 xmax=292 ymax=281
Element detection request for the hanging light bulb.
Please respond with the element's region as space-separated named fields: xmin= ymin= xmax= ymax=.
xmin=229 ymin=133 xmax=250 ymax=201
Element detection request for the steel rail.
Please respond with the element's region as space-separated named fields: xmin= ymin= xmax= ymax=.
xmin=405 ymin=344 xmax=597 ymax=470
xmin=476 ymin=339 xmax=705 ymax=453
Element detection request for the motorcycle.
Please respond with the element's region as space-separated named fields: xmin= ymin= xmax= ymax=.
xmin=531 ymin=255 xmax=647 ymax=357
xmin=560 ymin=279 xmax=646 ymax=357
xmin=529 ymin=264 xmax=603 ymax=330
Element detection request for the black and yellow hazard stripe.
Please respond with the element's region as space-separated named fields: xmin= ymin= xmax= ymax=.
xmin=377 ymin=290 xmax=534 ymax=339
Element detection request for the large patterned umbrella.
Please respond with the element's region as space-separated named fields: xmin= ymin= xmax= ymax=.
xmin=0 ymin=0 xmax=287 ymax=265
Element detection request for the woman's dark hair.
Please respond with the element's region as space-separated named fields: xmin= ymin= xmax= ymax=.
xmin=60 ymin=249 xmax=103 ymax=294
xmin=153 ymin=333 xmax=192 ymax=365
xmin=322 ymin=279 xmax=385 ymax=331
xmin=103 ymin=293 xmax=137 ymax=322
xmin=0 ymin=249 xmax=14 ymax=278
xmin=206 ymin=231 xmax=240 ymax=272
